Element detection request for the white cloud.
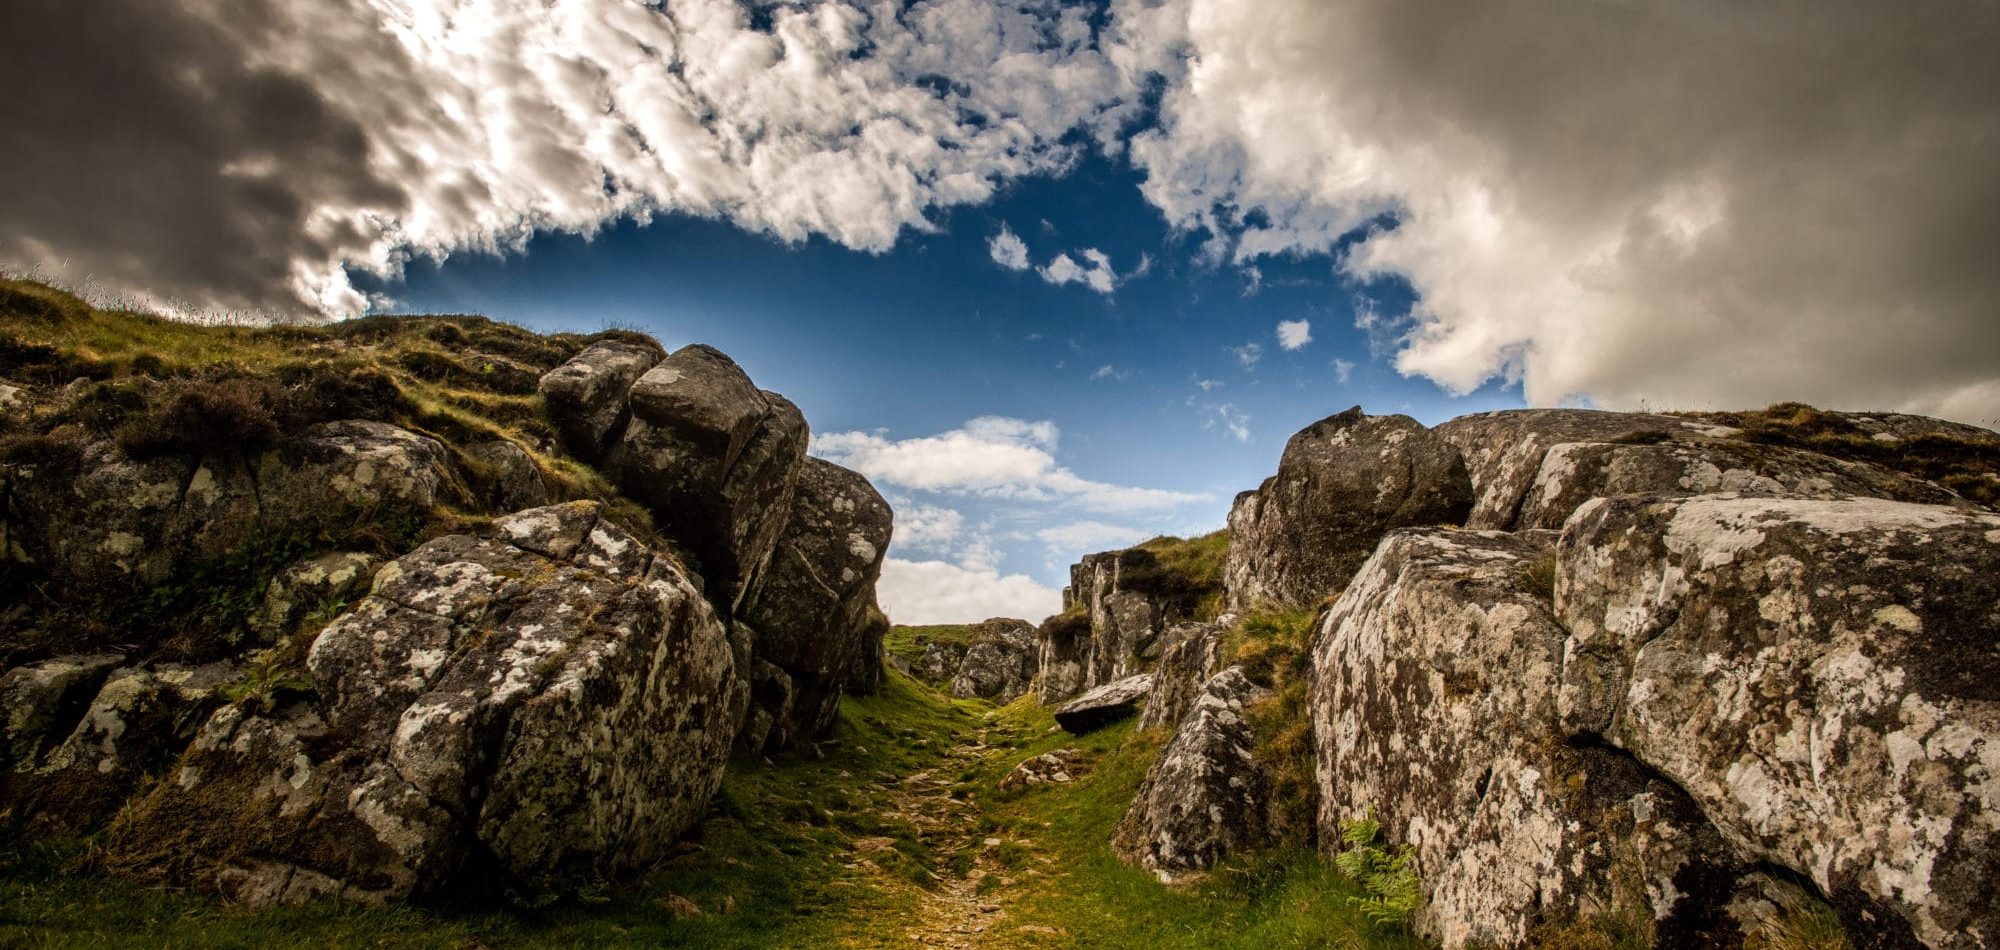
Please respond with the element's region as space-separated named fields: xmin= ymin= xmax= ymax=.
xmin=1035 ymin=521 xmax=1150 ymax=553
xmin=1090 ymin=364 xmax=1130 ymax=382
xmin=894 ymin=504 xmax=965 ymax=552
xmin=1111 ymin=0 xmax=2000 ymax=424
xmin=1277 ymin=319 xmax=1312 ymax=350
xmin=1195 ymin=377 xmax=1222 ymax=392
xmin=1333 ymin=358 xmax=1355 ymax=384
xmin=1196 ymin=402 xmax=1251 ymax=442
xmin=811 ymin=416 xmax=1203 ymax=512
xmin=876 ymin=558 xmax=1062 ymax=625
xmin=6 ymin=0 xmax=1140 ymax=316
xmin=1229 ymin=342 xmax=1263 ymax=368
xmin=1037 ymin=247 xmax=1120 ymax=294
xmin=988 ymin=226 xmax=1031 ymax=271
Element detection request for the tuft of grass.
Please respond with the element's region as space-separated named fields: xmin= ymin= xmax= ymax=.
xmin=1117 ymin=530 xmax=1230 ymax=622
xmin=1224 ymin=609 xmax=1322 ymax=848
xmin=1684 ymin=401 xmax=2000 ymax=507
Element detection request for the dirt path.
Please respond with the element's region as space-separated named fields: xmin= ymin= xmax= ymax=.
xmin=837 ymin=728 xmax=1039 ymax=949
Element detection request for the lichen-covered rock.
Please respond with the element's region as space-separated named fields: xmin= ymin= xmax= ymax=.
xmin=1226 ymin=407 xmax=1472 ymax=610
xmin=1312 ymin=528 xmax=1746 ymax=947
xmin=5 ymin=661 xmax=235 ymax=833
xmin=735 ymin=658 xmax=794 ymax=756
xmin=4 ymin=421 xmax=449 ymax=593
xmin=948 ymin=618 xmax=1038 ymax=702
xmin=1054 ymin=674 xmax=1153 ymax=734
xmin=1 ymin=654 xmax=124 ymax=770
xmin=538 ymin=341 xmax=661 ymax=459
xmin=246 ymin=552 xmax=381 ymax=642
xmin=103 ymin=502 xmax=744 ymax=903
xmin=1050 ymin=550 xmax=1179 ymax=695
xmin=1433 ymin=409 xmax=1720 ymax=530
xmin=1000 ymin=748 xmax=1089 ymax=793
xmin=1114 ymin=666 xmax=1268 ymax=883
xmin=737 ymin=458 xmax=891 ymax=748
xmin=1509 ymin=435 xmax=1967 ymax=531
xmin=607 ymin=345 xmax=808 ymax=610
xmin=1559 ymin=494 xmax=2000 ymax=947
xmin=917 ymin=640 xmax=968 ymax=685
xmin=1138 ymin=623 xmax=1224 ymax=733
xmin=463 ymin=439 xmax=551 ymax=512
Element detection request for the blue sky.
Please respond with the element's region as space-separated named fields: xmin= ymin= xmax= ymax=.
xmin=10 ymin=0 xmax=1996 ymax=619
xmin=356 ymin=152 xmax=1522 ymax=621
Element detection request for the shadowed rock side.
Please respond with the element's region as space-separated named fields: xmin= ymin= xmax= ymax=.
xmin=1114 ymin=666 xmax=1269 ymax=883
xmin=1559 ymin=494 xmax=2000 ymax=948
xmin=738 ymin=457 xmax=892 ymax=752
xmin=1054 ymin=674 xmax=1153 ymax=734
xmin=1136 ymin=622 xmax=1225 ymax=734
xmin=1225 ymin=407 xmax=1472 ymax=611
xmin=102 ymin=503 xmax=745 ymax=904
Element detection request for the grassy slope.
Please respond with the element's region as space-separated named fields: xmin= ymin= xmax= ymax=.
xmin=883 ymin=623 xmax=985 ymax=667
xmin=0 ymin=662 xmax=1422 ymax=949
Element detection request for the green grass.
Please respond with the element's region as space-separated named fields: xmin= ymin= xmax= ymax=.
xmin=1111 ymin=530 xmax=1230 ymax=622
xmin=882 ymin=623 xmax=984 ymax=667
xmin=970 ymin=699 xmax=1426 ymax=950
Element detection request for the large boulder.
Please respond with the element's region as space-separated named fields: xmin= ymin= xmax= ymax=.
xmin=1033 ymin=611 xmax=1091 ymax=703
xmin=1054 ymin=674 xmax=1153 ymax=734
xmin=948 ymin=618 xmax=1039 ymax=702
xmin=1114 ymin=666 xmax=1268 ymax=883
xmin=737 ymin=457 xmax=892 ymax=748
xmin=1226 ymin=407 xmax=1472 ymax=610
xmin=1312 ymin=528 xmax=1747 ymax=947
xmin=1049 ymin=549 xmax=1184 ymax=695
xmin=606 ymin=345 xmax=808 ymax=611
xmin=1433 ymin=409 xmax=1724 ymax=530
xmin=537 ymin=341 xmax=661 ymax=460
xmin=1137 ymin=622 xmax=1224 ymax=732
xmin=1559 ymin=494 xmax=2000 ymax=948
xmin=103 ymin=502 xmax=744 ymax=903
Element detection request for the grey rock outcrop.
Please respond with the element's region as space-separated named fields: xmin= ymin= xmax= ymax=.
xmin=1559 ymin=494 xmax=2000 ymax=947
xmin=1033 ymin=611 xmax=1091 ymax=703
xmin=1040 ymin=548 xmax=1196 ymax=701
xmin=608 ymin=345 xmax=809 ymax=612
xmin=105 ymin=502 xmax=744 ymax=903
xmin=463 ymin=439 xmax=551 ymax=512
xmin=1433 ymin=408 xmax=1719 ymax=530
xmin=1137 ymin=623 xmax=1224 ymax=733
xmin=1 ymin=654 xmax=124 ymax=770
xmin=917 ymin=640 xmax=968 ymax=685
xmin=4 ymin=420 xmax=450 ymax=595
xmin=1000 ymin=748 xmax=1090 ymax=793
xmin=738 ymin=457 xmax=892 ymax=749
xmin=1225 ymin=407 xmax=1472 ymax=610
xmin=1054 ymin=674 xmax=1153 ymax=733
xmin=537 ymin=341 xmax=661 ymax=459
xmin=948 ymin=619 xmax=1038 ymax=702
xmin=1114 ymin=666 xmax=1268 ymax=883
xmin=246 ymin=552 xmax=381 ymax=642
xmin=1312 ymin=527 xmax=1746 ymax=947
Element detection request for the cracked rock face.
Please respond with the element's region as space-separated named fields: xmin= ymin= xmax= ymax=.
xmin=537 ymin=341 xmax=662 ymax=460
xmin=1312 ymin=528 xmax=1747 ymax=947
xmin=738 ymin=457 xmax=891 ymax=749
xmin=1054 ymin=674 xmax=1153 ymax=734
xmin=4 ymin=420 xmax=450 ymax=594
xmin=1434 ymin=408 xmax=1720 ymax=530
xmin=1138 ymin=623 xmax=1224 ymax=733
xmin=1045 ymin=550 xmax=1179 ymax=699
xmin=948 ymin=619 xmax=1038 ymax=703
xmin=1114 ymin=666 xmax=1268 ymax=882
xmin=1226 ymin=407 xmax=1472 ymax=610
xmin=104 ymin=502 xmax=744 ymax=903
xmin=606 ymin=345 xmax=808 ymax=612
xmin=1559 ymin=494 xmax=2000 ymax=948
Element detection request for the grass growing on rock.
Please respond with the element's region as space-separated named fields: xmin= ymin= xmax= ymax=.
xmin=883 ymin=623 xmax=986 ymax=668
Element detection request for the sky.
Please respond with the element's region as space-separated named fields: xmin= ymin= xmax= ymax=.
xmin=6 ymin=0 xmax=1999 ymax=622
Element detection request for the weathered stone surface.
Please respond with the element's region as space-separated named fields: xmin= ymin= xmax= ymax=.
xmin=1114 ymin=667 xmax=1268 ymax=883
xmin=1000 ymin=748 xmax=1089 ymax=793
xmin=458 ymin=353 xmax=541 ymax=395
xmin=608 ymin=345 xmax=808 ymax=610
xmin=0 ymin=381 xmax=23 ymax=412
xmin=5 ymin=661 xmax=236 ymax=833
xmin=917 ymin=640 xmax=968 ymax=685
xmin=1433 ymin=409 xmax=1718 ymax=530
xmin=949 ymin=619 xmax=1038 ymax=703
xmin=1054 ymin=674 xmax=1153 ymax=734
xmin=1226 ymin=407 xmax=1472 ymax=610
xmin=105 ymin=502 xmax=744 ymax=902
xmin=1312 ymin=528 xmax=1746 ymax=947
xmin=463 ymin=440 xmax=551 ymax=512
xmin=537 ymin=341 xmax=661 ymax=459
xmin=1 ymin=654 xmax=124 ymax=770
xmin=1510 ymin=435 xmax=1968 ymax=531
xmin=736 ymin=658 xmax=794 ymax=756
xmin=738 ymin=457 xmax=891 ymax=747
xmin=5 ymin=421 xmax=449 ymax=594
xmin=1559 ymin=494 xmax=2000 ymax=947
xmin=1033 ymin=612 xmax=1091 ymax=703
xmin=1137 ymin=623 xmax=1224 ymax=733
xmin=247 ymin=552 xmax=381 ymax=642
xmin=1045 ymin=549 xmax=1184 ymax=698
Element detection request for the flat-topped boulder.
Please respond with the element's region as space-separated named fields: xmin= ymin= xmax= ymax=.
xmin=1054 ymin=673 xmax=1154 ymax=733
